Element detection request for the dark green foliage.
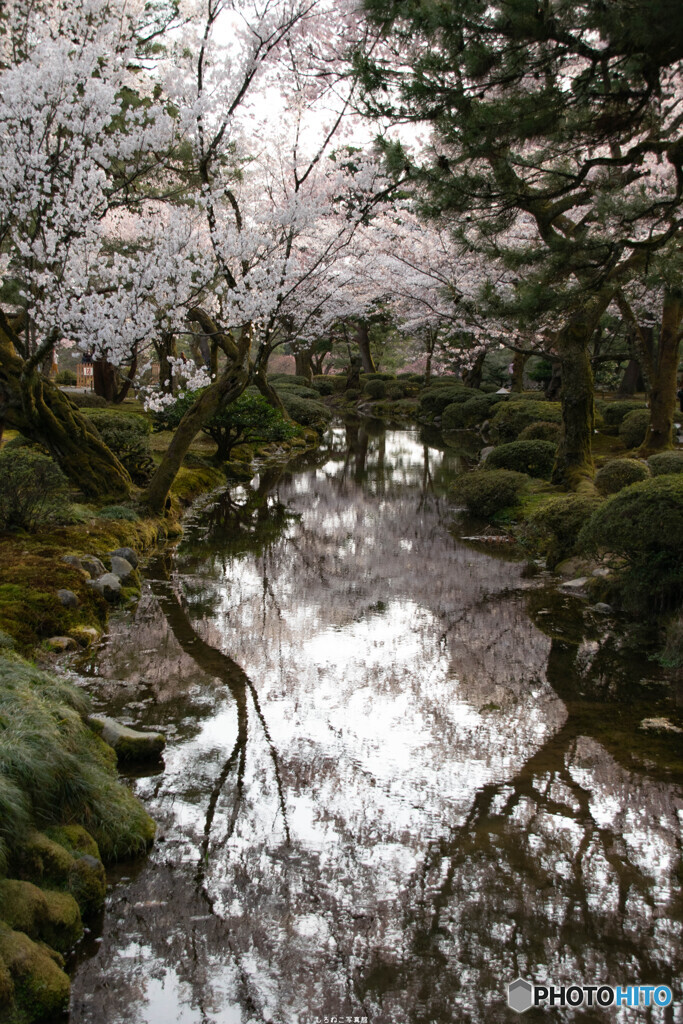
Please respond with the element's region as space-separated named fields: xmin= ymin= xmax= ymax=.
xmin=525 ymin=494 xmax=602 ymax=568
xmin=272 ymin=383 xmax=320 ymax=400
xmin=311 ymin=375 xmax=346 ymax=395
xmin=659 ymin=613 xmax=683 ymax=669
xmin=647 ymin=451 xmax=683 ymax=476
xmin=518 ymin=420 xmax=562 ymax=443
xmin=452 ymin=469 xmax=529 ymax=518
xmin=485 ymin=440 xmax=557 ymax=479
xmin=579 ymin=475 xmax=683 ymax=613
xmin=155 ymin=389 xmax=299 ymax=458
xmin=0 ymin=657 xmax=155 ymax=868
xmin=67 ymin=391 xmax=107 ymax=408
xmin=83 ymin=409 xmax=153 ymax=484
xmin=0 ymin=448 xmax=69 ymax=531
xmin=619 ymin=409 xmax=650 ymax=449
xmin=364 ymin=378 xmax=387 ymax=399
xmin=489 ymin=401 xmax=561 ymax=442
xmin=386 ymin=383 xmax=406 ymax=400
xmin=442 ymin=395 xmax=491 ymax=431
xmin=267 ymin=374 xmax=311 ymax=388
xmin=277 ymin=392 xmax=331 ymax=430
xmin=595 ymin=458 xmax=650 ymax=496
xmin=344 ymin=389 xmax=361 ymax=403
xmin=205 ymin=393 xmax=298 ymax=459
xmin=97 ymin=505 xmax=141 ymax=522
xmin=55 ymin=369 xmax=78 ymax=386
xmin=602 ymin=401 xmax=647 ymax=427
xmin=527 ymin=359 xmax=553 ymax=384
xmin=418 ymin=384 xmax=474 ymax=418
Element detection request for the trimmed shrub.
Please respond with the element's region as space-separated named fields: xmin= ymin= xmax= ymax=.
xmin=343 ymin=389 xmax=361 ymax=403
xmin=485 ymin=439 xmax=557 ymax=479
xmin=278 ymin=392 xmax=331 ymax=429
xmin=619 ymin=408 xmax=650 ymax=449
xmin=489 ymin=400 xmax=561 ymax=442
xmin=364 ymin=378 xmax=387 ymax=399
xmin=267 ymin=374 xmax=311 ymax=388
xmin=602 ymin=400 xmax=647 ymax=427
xmin=518 ymin=420 xmax=562 ymax=443
xmin=311 ymin=375 xmax=346 ymax=395
xmin=83 ymin=409 xmax=153 ymax=484
xmin=452 ymin=469 xmax=529 ymax=518
xmin=525 ymin=493 xmax=602 ymax=568
xmin=386 ymin=383 xmax=406 ymax=400
xmin=272 ymin=382 xmax=320 ymax=401
xmin=647 ymin=451 xmax=683 ymax=476
xmin=442 ymin=395 xmax=491 ymax=431
xmin=55 ymin=369 xmax=78 ymax=386
xmin=0 ymin=448 xmax=69 ymax=531
xmin=418 ymin=384 xmax=473 ymax=418
xmin=595 ymin=458 xmax=649 ymax=496
xmin=67 ymin=391 xmax=107 ymax=408
xmin=579 ymin=475 xmax=683 ymax=613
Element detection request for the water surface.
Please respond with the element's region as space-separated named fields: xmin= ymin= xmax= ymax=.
xmin=70 ymin=424 xmax=683 ymax=1023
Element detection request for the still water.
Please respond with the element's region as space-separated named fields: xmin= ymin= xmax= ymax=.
xmin=70 ymin=424 xmax=683 ymax=1024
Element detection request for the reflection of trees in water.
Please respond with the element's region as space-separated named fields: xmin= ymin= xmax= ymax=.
xmin=71 ymin=429 xmax=683 ymax=1024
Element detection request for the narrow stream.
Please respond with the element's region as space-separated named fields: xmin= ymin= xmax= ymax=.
xmin=69 ymin=424 xmax=682 ymax=1024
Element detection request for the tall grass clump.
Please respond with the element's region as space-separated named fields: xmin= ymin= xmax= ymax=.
xmin=0 ymin=658 xmax=154 ymax=866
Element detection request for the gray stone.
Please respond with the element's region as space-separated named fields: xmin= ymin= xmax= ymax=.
xmin=46 ymin=636 xmax=79 ymax=653
xmin=89 ymin=716 xmax=166 ymax=762
xmin=591 ymin=602 xmax=614 ymax=615
xmin=111 ymin=546 xmax=138 ymax=569
xmin=559 ymin=577 xmax=590 ymax=596
xmin=110 ymin=555 xmax=135 ymax=582
xmin=480 ymin=446 xmax=495 ymax=462
xmin=57 ymin=588 xmax=79 ymax=609
xmin=592 ymin=567 xmax=611 ymax=578
xmin=88 ymin=573 xmax=121 ymax=602
xmin=639 ymin=717 xmax=683 ymax=735
xmin=62 ymin=555 xmax=84 ymax=572
xmin=80 ymin=556 xmax=107 ymax=579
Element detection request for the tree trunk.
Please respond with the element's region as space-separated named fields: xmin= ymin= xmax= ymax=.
xmin=155 ymin=332 xmax=177 ymax=396
xmin=0 ymin=315 xmax=131 ymax=498
xmin=355 ymin=323 xmax=376 ymax=373
xmin=462 ymin=350 xmax=485 ymax=388
xmin=253 ymin=363 xmax=290 ymax=417
xmin=294 ymin=349 xmax=313 ymax=381
xmin=551 ymin=310 xmax=600 ymax=488
xmin=511 ymin=351 xmax=527 ymax=392
xmin=93 ymin=357 xmax=118 ymax=402
xmin=142 ymin=361 xmax=250 ymax=513
xmin=424 ymin=349 xmax=433 ymax=384
xmin=617 ymin=357 xmax=643 ymax=396
xmin=545 ymin=360 xmax=562 ymax=399
xmin=640 ymin=290 xmax=682 ymax=454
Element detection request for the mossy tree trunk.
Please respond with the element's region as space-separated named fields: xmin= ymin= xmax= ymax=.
xmin=640 ymin=290 xmax=682 ymax=454
xmin=0 ymin=313 xmax=131 ymax=498
xmin=294 ymin=349 xmax=313 ymax=381
xmin=253 ymin=363 xmax=290 ymax=417
xmin=551 ymin=313 xmax=598 ymax=488
xmin=511 ymin=351 xmax=527 ymax=392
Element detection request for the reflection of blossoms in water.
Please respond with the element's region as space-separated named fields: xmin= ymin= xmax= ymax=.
xmin=70 ymin=430 xmax=683 ymax=1024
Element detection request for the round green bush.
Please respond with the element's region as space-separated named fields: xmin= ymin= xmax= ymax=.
xmin=489 ymin=400 xmax=561 ymax=442
xmin=484 ymin=439 xmax=557 ymax=479
xmin=344 ymin=389 xmax=361 ymax=403
xmin=526 ymin=493 xmax=602 ymax=568
xmin=386 ymin=383 xmax=405 ymax=400
xmin=595 ymin=458 xmax=649 ymax=495
xmin=418 ymin=384 xmax=474 ymax=418
xmin=579 ymin=475 xmax=683 ymax=612
xmin=647 ymin=451 xmax=683 ymax=476
xmin=272 ymin=383 xmax=320 ymax=401
xmin=364 ymin=378 xmax=387 ymax=399
xmin=84 ymin=409 xmax=153 ymax=484
xmin=518 ymin=420 xmax=562 ymax=443
xmin=278 ymin=392 xmax=331 ymax=429
xmin=602 ymin=400 xmax=647 ymax=427
xmin=442 ymin=395 xmax=492 ymax=431
xmin=0 ymin=448 xmax=69 ymax=531
xmin=619 ymin=408 xmax=650 ymax=449
xmin=452 ymin=469 xmax=529 ymax=518
xmin=311 ymin=376 xmax=342 ymax=396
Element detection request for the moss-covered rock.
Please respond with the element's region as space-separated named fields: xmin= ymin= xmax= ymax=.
xmin=89 ymin=715 xmax=165 ymax=764
xmin=44 ymin=825 xmax=100 ymax=862
xmin=0 ymin=921 xmax=70 ymax=1023
xmin=0 ymin=880 xmax=82 ymax=953
xmin=452 ymin=469 xmax=529 ymax=518
xmin=619 ymin=408 xmax=650 ymax=449
xmin=67 ymin=856 xmax=106 ymax=917
xmin=595 ymin=458 xmax=650 ymax=495
xmin=484 ymin=439 xmax=557 ymax=479
xmin=16 ymin=831 xmax=106 ymax=918
xmin=19 ymin=834 xmax=73 ymax=889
